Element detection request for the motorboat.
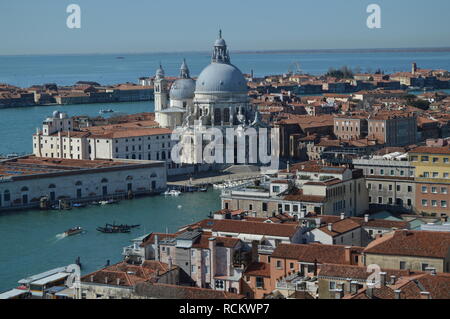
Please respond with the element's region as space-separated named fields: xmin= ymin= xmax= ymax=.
xmin=163 ymin=189 xmax=181 ymax=196
xmin=99 ymin=109 xmax=114 ymax=114
xmin=64 ymin=227 xmax=83 ymax=237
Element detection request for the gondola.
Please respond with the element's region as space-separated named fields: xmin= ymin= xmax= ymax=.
xmin=96 ymin=226 xmax=130 ymax=233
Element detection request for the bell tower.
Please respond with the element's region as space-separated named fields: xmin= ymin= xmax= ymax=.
xmin=154 ymin=63 xmax=168 ymax=124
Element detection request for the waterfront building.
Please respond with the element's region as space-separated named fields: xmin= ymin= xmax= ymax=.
xmin=0 ymin=156 xmax=166 ymax=211
xmin=32 ymin=111 xmax=191 ymax=176
xmin=408 ymin=143 xmax=450 ymax=216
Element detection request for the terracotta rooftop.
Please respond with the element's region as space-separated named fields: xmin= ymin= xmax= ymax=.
xmin=134 ymin=282 xmax=245 ymax=299
xmin=364 ymin=230 xmax=450 ymax=259
xmin=271 ymin=243 xmax=363 ymax=264
xmin=346 ymin=273 xmax=450 ymax=299
xmin=409 ymin=145 xmax=450 ymax=155
xmin=318 ymin=263 xmax=416 ymax=281
xmin=0 ymin=156 xmax=159 ymax=178
xmin=244 ymin=262 xmax=271 ymax=278
xmin=197 ymin=219 xmax=300 ymax=238
xmin=81 ymin=260 xmax=173 ymax=287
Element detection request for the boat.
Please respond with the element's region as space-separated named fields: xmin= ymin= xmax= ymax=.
xmin=96 ymin=226 xmax=130 ymax=233
xmin=199 ymin=188 xmax=208 ymax=192
xmin=106 ymin=223 xmax=140 ymax=230
xmin=99 ymin=199 xmax=120 ymax=205
xmin=72 ymin=203 xmax=87 ymax=208
xmin=64 ymin=227 xmax=83 ymax=236
xmin=99 ymin=109 xmax=114 ymax=114
xmin=163 ymin=189 xmax=181 ymax=196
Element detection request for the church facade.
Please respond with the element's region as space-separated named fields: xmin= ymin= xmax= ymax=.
xmin=154 ymin=32 xmax=273 ymax=168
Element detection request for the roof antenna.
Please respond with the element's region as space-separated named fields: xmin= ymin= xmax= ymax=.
xmin=219 ymin=29 xmax=222 ymax=38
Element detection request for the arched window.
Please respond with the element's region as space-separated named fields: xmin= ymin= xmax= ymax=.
xmin=101 ymin=178 xmax=108 ymax=183
xmin=21 ymin=186 xmax=29 ymax=192
xmin=75 ymin=181 xmax=82 ymax=186
xmin=4 ymin=190 xmax=11 ymax=201
xmin=161 ymin=151 xmax=166 ymax=160
xmin=150 ymin=173 xmax=157 ymax=178
xmin=49 ymin=184 xmax=56 ymax=189
xmin=126 ymin=175 xmax=133 ymax=181
xmin=131 ymin=154 xmax=136 ymax=159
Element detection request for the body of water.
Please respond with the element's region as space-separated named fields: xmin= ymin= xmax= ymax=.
xmin=0 ymin=190 xmax=221 ymax=291
xmin=2 ymin=50 xmax=450 ymax=88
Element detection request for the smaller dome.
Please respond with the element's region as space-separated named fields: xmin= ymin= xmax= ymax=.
xmin=155 ymin=64 xmax=165 ymax=79
xmin=170 ymin=78 xmax=196 ymax=100
xmin=215 ymin=38 xmax=226 ymax=47
xmin=52 ymin=110 xmax=60 ymax=118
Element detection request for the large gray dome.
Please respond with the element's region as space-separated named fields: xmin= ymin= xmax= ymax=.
xmin=170 ymin=78 xmax=196 ymax=100
xmin=195 ymin=63 xmax=247 ymax=94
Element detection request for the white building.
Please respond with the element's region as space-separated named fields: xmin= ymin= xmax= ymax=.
xmin=0 ymin=156 xmax=166 ymax=210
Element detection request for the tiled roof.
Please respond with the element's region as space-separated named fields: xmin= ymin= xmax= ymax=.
xmin=316 ymin=219 xmax=361 ymax=237
xmin=364 ymin=230 xmax=450 ymax=259
xmin=409 ymin=146 xmax=450 ymax=155
xmin=318 ymin=263 xmax=415 ymax=281
xmin=134 ymin=282 xmax=245 ymax=299
xmin=283 ymin=189 xmax=326 ymax=203
xmin=244 ymin=262 xmax=271 ymax=277
xmin=347 ymin=273 xmax=450 ymax=299
xmin=81 ymin=261 xmax=172 ymax=286
xmin=271 ymin=243 xmax=363 ymax=264
xmin=208 ymin=219 xmax=300 ymax=238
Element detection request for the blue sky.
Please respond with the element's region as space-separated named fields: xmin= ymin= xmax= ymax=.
xmin=1 ymin=0 xmax=450 ymax=55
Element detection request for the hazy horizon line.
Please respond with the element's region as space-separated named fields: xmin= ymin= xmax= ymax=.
xmin=2 ymin=46 xmax=450 ymax=57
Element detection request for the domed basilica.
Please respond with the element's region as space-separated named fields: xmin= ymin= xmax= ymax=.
xmin=154 ymin=31 xmax=254 ymax=129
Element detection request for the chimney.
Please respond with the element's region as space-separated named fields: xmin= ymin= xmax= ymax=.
xmin=394 ymin=289 xmax=402 ymax=300
xmin=340 ymin=212 xmax=345 ymax=220
xmin=116 ymin=278 xmax=120 ymax=286
xmin=420 ymin=291 xmax=431 ymax=300
xmin=105 ymin=276 xmax=109 ymax=284
xmin=390 ymin=275 xmax=397 ymax=285
xmin=350 ymin=281 xmax=359 ymax=295
xmin=168 ymin=256 xmax=173 ymax=269
xmin=344 ymin=246 xmax=352 ymax=264
xmin=412 ymin=62 xmax=417 ymax=75
xmin=209 ymin=238 xmax=216 ymax=279
xmin=379 ymin=272 xmax=387 ymax=286
xmin=90 ymin=275 xmax=94 ymax=282
xmin=366 ymin=283 xmax=375 ymax=299
xmin=334 ymin=289 xmax=344 ymax=299
xmin=425 ymin=267 xmax=437 ymax=276
xmin=251 ymin=241 xmax=259 ymax=263
xmin=287 ymin=161 xmax=290 ymax=172
xmin=364 ymin=214 xmax=369 ymax=223
xmin=154 ymin=234 xmax=160 ymax=261
xmin=328 ymin=223 xmax=333 ymax=231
